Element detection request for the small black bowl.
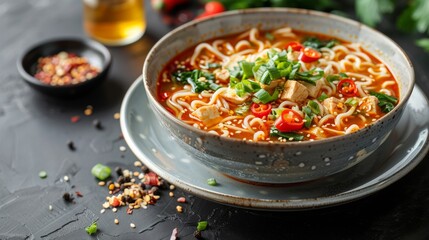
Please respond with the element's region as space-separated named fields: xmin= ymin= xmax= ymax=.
xmin=17 ymin=38 xmax=111 ymax=97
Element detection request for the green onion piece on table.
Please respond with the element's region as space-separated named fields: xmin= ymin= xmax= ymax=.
xmin=197 ymin=221 xmax=208 ymax=231
xmin=91 ymin=163 xmax=111 ymax=180
xmin=85 ymin=221 xmax=98 ymax=235
xmin=207 ymin=178 xmax=217 ymax=186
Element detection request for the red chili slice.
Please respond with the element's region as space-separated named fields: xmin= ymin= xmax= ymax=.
xmin=274 ymin=109 xmax=304 ymax=132
xmin=251 ymin=103 xmax=272 ymax=118
xmin=285 ymin=41 xmax=304 ymax=51
xmin=299 ymin=47 xmax=322 ymax=63
xmin=337 ymin=79 xmax=358 ymax=97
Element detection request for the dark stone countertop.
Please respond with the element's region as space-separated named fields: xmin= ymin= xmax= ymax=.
xmin=1 ymin=1 xmax=429 ymax=239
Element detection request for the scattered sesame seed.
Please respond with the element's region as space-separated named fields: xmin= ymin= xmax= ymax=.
xmin=176 ymin=205 xmax=183 ymax=213
xmin=63 ymin=175 xmax=69 ymax=182
xmin=49 ymin=205 xmax=53 ymax=211
xmin=169 ymin=185 xmax=175 ymax=190
xmin=133 ymin=161 xmax=142 ymax=167
xmin=119 ymin=146 xmax=127 ymax=152
xmin=113 ymin=113 xmax=120 ymax=120
xmin=98 ymin=181 xmax=106 ymax=186
xmin=130 ymin=223 xmax=136 ymax=228
xmin=100 ymin=209 xmax=105 ymax=214
xmin=112 ymin=207 xmax=118 ymax=212
xmin=169 ymin=192 xmax=174 ymax=197
xmin=114 ymin=219 xmax=119 ymax=224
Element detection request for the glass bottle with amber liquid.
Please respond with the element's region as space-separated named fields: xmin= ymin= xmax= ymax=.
xmin=83 ymin=0 xmax=146 ymax=46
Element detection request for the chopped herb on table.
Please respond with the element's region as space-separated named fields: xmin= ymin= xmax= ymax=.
xmin=85 ymin=221 xmax=98 ymax=235
xmin=38 ymin=170 xmax=48 ymax=179
xmin=91 ymin=163 xmax=111 ymax=180
xmin=207 ymin=178 xmax=217 ymax=186
xmin=197 ymin=221 xmax=208 ymax=231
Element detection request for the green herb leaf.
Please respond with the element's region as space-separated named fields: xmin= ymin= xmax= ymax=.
xmin=412 ymin=0 xmax=429 ymax=34
xmin=370 ymin=91 xmax=398 ymax=113
xmin=293 ymin=68 xmax=324 ymax=85
xmin=206 ymin=62 xmax=222 ymax=69
xmin=91 ymin=163 xmax=111 ymax=180
xmin=302 ymin=37 xmax=337 ymax=50
xmin=270 ymin=127 xmax=304 ymax=141
xmin=265 ymin=32 xmax=275 ymax=40
xmin=85 ymin=222 xmax=98 ymax=235
xmin=172 ymin=70 xmax=219 ymax=93
xmin=197 ymin=221 xmax=208 ymax=231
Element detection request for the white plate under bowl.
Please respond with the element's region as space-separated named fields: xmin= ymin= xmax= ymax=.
xmin=120 ymin=77 xmax=429 ymax=210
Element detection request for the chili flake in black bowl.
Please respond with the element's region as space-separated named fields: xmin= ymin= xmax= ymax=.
xmin=17 ymin=38 xmax=111 ymax=97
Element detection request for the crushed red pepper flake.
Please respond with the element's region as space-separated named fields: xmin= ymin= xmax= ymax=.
xmin=75 ymin=191 xmax=83 ymax=197
xmin=70 ymin=115 xmax=80 ymax=123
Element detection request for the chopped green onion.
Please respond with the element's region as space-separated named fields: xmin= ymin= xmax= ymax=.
xmin=339 ymin=72 xmax=349 ymax=78
xmin=197 ymin=221 xmax=208 ymax=231
xmin=206 ymin=62 xmax=222 ymax=69
xmin=235 ymin=104 xmax=250 ymax=115
xmin=253 ymin=88 xmax=279 ymax=104
xmin=265 ymin=32 xmax=275 ymax=40
xmin=307 ymin=100 xmax=320 ymax=114
xmin=317 ymin=92 xmax=329 ymax=101
xmin=207 ymin=178 xmax=217 ymax=186
xmin=239 ymin=60 xmax=255 ymax=78
xmin=85 ymin=221 xmax=98 ymax=235
xmin=345 ymin=98 xmax=359 ymax=106
xmin=39 ymin=170 xmax=48 ymax=179
xmin=91 ymin=163 xmax=111 ymax=180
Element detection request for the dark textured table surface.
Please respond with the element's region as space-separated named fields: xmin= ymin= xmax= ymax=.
xmin=2 ymin=1 xmax=429 ymax=239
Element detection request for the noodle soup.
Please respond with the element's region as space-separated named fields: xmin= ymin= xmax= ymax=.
xmin=157 ymin=27 xmax=399 ymax=142
xmin=144 ymin=9 xmax=414 ymax=183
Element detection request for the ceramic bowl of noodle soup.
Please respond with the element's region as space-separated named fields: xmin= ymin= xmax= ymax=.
xmin=143 ymin=8 xmax=414 ymax=184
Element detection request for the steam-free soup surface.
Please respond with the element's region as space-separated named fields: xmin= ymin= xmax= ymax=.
xmin=157 ymin=27 xmax=399 ymax=142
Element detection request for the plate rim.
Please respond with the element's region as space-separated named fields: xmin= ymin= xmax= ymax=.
xmin=120 ymin=76 xmax=429 ymax=210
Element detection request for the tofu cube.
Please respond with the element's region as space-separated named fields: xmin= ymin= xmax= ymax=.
xmin=191 ymin=105 xmax=222 ymax=127
xmin=280 ymin=80 xmax=309 ymax=102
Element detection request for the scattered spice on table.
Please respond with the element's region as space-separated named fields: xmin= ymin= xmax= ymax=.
xmin=177 ymin=197 xmax=186 ymax=203
xmin=84 ymin=105 xmax=93 ymax=116
xmin=48 ymin=205 xmax=53 ymax=211
xmin=114 ymin=218 xmax=119 ymax=224
xmin=38 ymin=170 xmax=48 ymax=179
xmin=63 ymin=175 xmax=69 ymax=182
xmin=75 ymin=191 xmax=83 ymax=197
xmin=130 ymin=222 xmax=136 ymax=228
xmin=170 ymin=227 xmax=178 ymax=240
xmin=34 ymin=51 xmax=100 ymax=86
xmin=93 ymin=119 xmax=103 ymax=130
xmin=119 ymin=146 xmax=127 ymax=152
xmin=176 ymin=205 xmax=183 ymax=213
xmin=85 ymin=221 xmax=98 ymax=235
xmin=113 ymin=113 xmax=120 ymax=120
xmin=63 ymin=192 xmax=74 ymax=202
xmin=67 ymin=140 xmax=76 ymax=151
xmin=70 ymin=115 xmax=80 ymax=123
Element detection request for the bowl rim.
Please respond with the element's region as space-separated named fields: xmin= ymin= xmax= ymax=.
xmin=16 ymin=37 xmax=112 ymax=89
xmin=142 ymin=7 xmax=415 ymax=147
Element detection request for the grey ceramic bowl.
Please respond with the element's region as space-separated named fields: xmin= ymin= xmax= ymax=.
xmin=142 ymin=8 xmax=414 ymax=184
